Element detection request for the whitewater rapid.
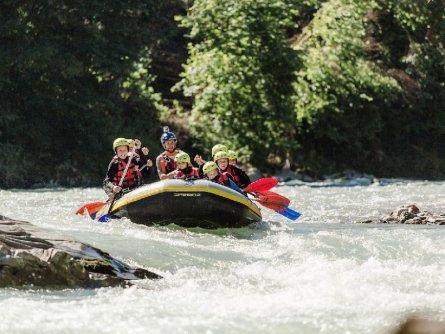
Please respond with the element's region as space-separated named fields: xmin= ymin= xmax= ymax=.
xmin=1 ymin=179 xmax=445 ymax=333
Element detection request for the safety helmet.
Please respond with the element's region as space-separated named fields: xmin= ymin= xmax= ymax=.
xmin=113 ymin=138 xmax=129 ymax=152
xmin=127 ymin=139 xmax=135 ymax=149
xmin=213 ymin=151 xmax=229 ymax=162
xmin=227 ymin=150 xmax=238 ymax=160
xmin=160 ymin=126 xmax=177 ymax=144
xmin=211 ymin=144 xmax=228 ymax=157
xmin=203 ymin=161 xmax=218 ymax=175
xmin=174 ymin=152 xmax=191 ymax=164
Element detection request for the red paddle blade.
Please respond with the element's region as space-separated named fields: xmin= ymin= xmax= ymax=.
xmin=75 ymin=201 xmax=106 ymax=216
xmin=256 ymin=190 xmax=290 ymax=208
xmin=243 ymin=177 xmax=278 ymax=193
xmin=256 ymin=199 xmax=284 ymax=211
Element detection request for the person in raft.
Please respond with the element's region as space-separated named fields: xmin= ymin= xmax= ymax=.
xmin=128 ymin=139 xmax=155 ymax=184
xmin=213 ymin=151 xmax=251 ymax=189
xmin=211 ymin=144 xmax=228 ymax=160
xmin=156 ymin=126 xmax=182 ymax=180
xmin=103 ymin=138 xmax=148 ymax=199
xmin=202 ymin=161 xmax=233 ymax=187
xmin=193 ymin=143 xmax=228 ymax=178
xmin=227 ymin=150 xmax=238 ymax=166
xmin=173 ymin=152 xmax=200 ymax=179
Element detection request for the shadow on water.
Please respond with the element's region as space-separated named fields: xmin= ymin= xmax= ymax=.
xmin=138 ymin=219 xmax=290 ymax=240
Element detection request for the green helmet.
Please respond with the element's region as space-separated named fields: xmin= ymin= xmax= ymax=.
xmin=211 ymin=144 xmax=228 ymax=157
xmin=127 ymin=139 xmax=135 ymax=149
xmin=174 ymin=152 xmax=191 ymax=164
xmin=227 ymin=150 xmax=238 ymax=160
xmin=213 ymin=151 xmax=229 ymax=162
xmin=203 ymin=161 xmax=218 ymax=175
xmin=113 ymin=138 xmax=129 ymax=151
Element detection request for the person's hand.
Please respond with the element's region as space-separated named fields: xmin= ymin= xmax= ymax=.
xmin=141 ymin=147 xmax=149 ymax=155
xmin=134 ymin=139 xmax=142 ymax=149
xmin=194 ymin=154 xmax=203 ymax=166
xmin=147 ymin=159 xmax=153 ymax=167
xmin=113 ymin=185 xmax=122 ymax=193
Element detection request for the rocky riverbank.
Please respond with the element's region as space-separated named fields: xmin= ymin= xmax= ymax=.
xmin=0 ymin=215 xmax=161 ymax=288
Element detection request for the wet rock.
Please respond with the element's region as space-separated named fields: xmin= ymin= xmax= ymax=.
xmin=0 ymin=215 xmax=161 ymax=289
xmin=393 ymin=317 xmax=445 ymax=334
xmin=372 ymin=205 xmax=445 ymax=225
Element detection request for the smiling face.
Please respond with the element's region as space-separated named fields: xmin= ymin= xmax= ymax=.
xmin=116 ymin=146 xmax=129 ymax=159
xmin=177 ymin=162 xmax=188 ymax=170
xmin=163 ymin=139 xmax=176 ymax=152
xmin=216 ymin=158 xmax=229 ymax=171
xmin=229 ymin=159 xmax=236 ymax=166
xmin=206 ymin=169 xmax=218 ymax=179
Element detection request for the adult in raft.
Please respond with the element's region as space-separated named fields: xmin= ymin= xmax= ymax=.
xmin=103 ymin=138 xmax=148 ymax=199
xmin=156 ymin=126 xmax=182 ymax=180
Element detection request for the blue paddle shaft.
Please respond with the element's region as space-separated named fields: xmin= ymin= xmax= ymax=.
xmin=275 ymin=208 xmax=301 ymax=221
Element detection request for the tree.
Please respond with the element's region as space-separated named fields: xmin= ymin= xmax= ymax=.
xmin=177 ymin=0 xmax=299 ymax=171
xmin=0 ymin=0 xmax=170 ymax=187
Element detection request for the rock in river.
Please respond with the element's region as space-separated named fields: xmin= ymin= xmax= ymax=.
xmin=0 ymin=215 xmax=161 ymax=288
xmin=360 ymin=204 xmax=445 ymax=225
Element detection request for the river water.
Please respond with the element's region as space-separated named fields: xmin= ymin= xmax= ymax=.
xmin=1 ymin=179 xmax=445 ymax=334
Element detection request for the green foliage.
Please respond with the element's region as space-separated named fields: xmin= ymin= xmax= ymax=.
xmin=1 ymin=0 xmax=444 ymax=186
xmin=371 ymin=0 xmax=445 ymax=177
xmin=291 ymin=0 xmax=401 ymax=173
xmin=0 ymin=0 xmax=171 ymax=187
xmin=176 ymin=0 xmax=299 ymax=170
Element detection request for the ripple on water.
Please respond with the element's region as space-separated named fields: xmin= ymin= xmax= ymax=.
xmin=1 ymin=181 xmax=445 ymax=333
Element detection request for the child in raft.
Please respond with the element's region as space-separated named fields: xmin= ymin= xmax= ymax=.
xmin=103 ymin=138 xmax=148 ymax=199
xmin=202 ymin=161 xmax=233 ymax=187
xmin=193 ymin=144 xmax=229 ymax=179
xmin=213 ymin=151 xmax=251 ymax=189
xmin=173 ymin=152 xmax=200 ymax=179
xmin=127 ymin=139 xmax=154 ymax=184
xmin=227 ymin=150 xmax=238 ymax=166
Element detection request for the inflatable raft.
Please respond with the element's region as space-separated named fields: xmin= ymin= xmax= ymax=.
xmin=98 ymin=179 xmax=262 ymax=228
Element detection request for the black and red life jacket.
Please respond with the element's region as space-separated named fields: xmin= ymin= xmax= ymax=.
xmin=160 ymin=150 xmax=179 ymax=174
xmin=174 ymin=166 xmax=200 ymax=179
xmin=210 ymin=172 xmax=232 ymax=187
xmin=222 ymin=165 xmax=251 ymax=188
xmin=111 ymin=157 xmax=141 ymax=188
xmin=225 ymin=165 xmax=241 ymax=184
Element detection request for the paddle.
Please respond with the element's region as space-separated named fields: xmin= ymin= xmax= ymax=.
xmin=228 ymin=178 xmax=301 ymax=221
xmin=75 ymin=201 xmax=106 ymax=219
xmin=256 ymin=190 xmax=290 ymax=208
xmin=247 ymin=189 xmax=301 ymax=221
xmin=97 ymin=147 xmax=137 ymax=223
xmin=275 ymin=207 xmax=301 ymax=220
xmin=229 ymin=179 xmax=244 ymax=193
xmin=243 ymin=177 xmax=278 ymax=193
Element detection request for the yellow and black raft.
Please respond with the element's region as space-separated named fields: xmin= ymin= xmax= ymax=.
xmin=100 ymin=179 xmax=262 ymax=228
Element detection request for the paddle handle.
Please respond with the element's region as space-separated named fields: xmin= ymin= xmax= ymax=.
xmin=117 ymin=147 xmax=136 ymax=187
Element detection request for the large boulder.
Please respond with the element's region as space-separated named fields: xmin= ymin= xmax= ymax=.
xmin=0 ymin=215 xmax=161 ymax=288
xmin=360 ymin=204 xmax=445 ymax=225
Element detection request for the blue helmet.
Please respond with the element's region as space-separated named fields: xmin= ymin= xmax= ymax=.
xmin=160 ymin=126 xmax=177 ymax=144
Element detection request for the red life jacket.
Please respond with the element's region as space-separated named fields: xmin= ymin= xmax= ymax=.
xmin=209 ymin=172 xmax=231 ymax=186
xmin=175 ymin=167 xmax=200 ymax=179
xmin=111 ymin=157 xmax=141 ymax=188
xmin=160 ymin=150 xmax=179 ymax=174
xmin=225 ymin=165 xmax=241 ymax=184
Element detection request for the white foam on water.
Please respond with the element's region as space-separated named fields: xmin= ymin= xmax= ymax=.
xmin=1 ymin=181 xmax=445 ymax=333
